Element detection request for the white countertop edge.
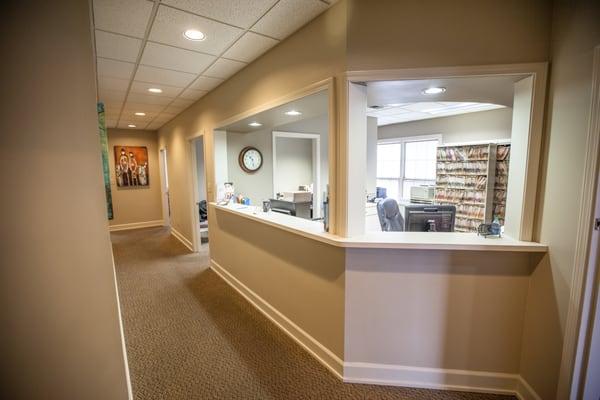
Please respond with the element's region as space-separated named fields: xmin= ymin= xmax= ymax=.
xmin=211 ymin=203 xmax=548 ymax=253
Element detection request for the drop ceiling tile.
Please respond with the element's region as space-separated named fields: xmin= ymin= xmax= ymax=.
xmin=163 ymin=0 xmax=277 ymax=28
xmin=134 ymin=65 xmax=197 ymax=87
xmin=179 ymin=88 xmax=207 ymax=101
xmin=97 ymin=58 xmax=135 ymax=80
xmin=189 ymin=76 xmax=224 ymax=91
xmin=98 ymin=88 xmax=127 ymax=103
xmin=171 ymin=98 xmax=195 ymax=108
xmin=122 ymin=102 xmax=166 ymax=113
xmin=203 ymin=58 xmax=246 ymax=79
xmin=98 ymin=76 xmax=130 ymax=91
xmin=140 ymin=42 xmax=215 ymax=74
xmin=149 ymin=5 xmax=243 ymax=55
xmin=154 ymin=112 xmax=178 ymax=121
xmin=127 ymin=92 xmax=174 ymax=105
xmin=130 ymin=81 xmax=183 ymax=98
xmin=146 ymin=121 xmax=166 ymax=130
xmin=120 ymin=109 xmax=161 ymax=121
xmin=163 ymin=103 xmax=188 ymax=114
xmin=222 ymin=32 xmax=278 ymax=62
xmin=251 ymin=0 xmax=328 ymax=40
xmin=118 ymin=120 xmax=144 ymax=129
xmin=93 ymin=0 xmax=153 ymax=38
xmin=95 ymin=30 xmax=142 ymax=62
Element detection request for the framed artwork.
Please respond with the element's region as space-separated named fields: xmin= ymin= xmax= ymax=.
xmin=114 ymin=146 xmax=149 ymax=188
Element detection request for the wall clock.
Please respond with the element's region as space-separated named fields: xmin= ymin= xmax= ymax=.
xmin=238 ymin=146 xmax=263 ymax=173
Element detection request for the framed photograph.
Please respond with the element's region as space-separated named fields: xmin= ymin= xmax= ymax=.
xmin=114 ymin=146 xmax=149 ymax=188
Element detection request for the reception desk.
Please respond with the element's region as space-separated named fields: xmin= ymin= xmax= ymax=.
xmin=208 ymin=203 xmax=547 ymax=397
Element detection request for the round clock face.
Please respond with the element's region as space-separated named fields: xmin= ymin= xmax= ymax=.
xmin=239 ymin=147 xmax=263 ymax=173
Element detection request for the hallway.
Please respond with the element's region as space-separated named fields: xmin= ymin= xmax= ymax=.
xmin=112 ymin=228 xmax=514 ymax=400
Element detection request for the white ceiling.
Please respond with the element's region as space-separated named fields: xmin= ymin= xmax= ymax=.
xmin=367 ymin=102 xmax=506 ymax=126
xmin=93 ymin=0 xmax=336 ymax=130
xmin=365 ymin=75 xmax=525 ymax=126
xmin=221 ymin=90 xmax=328 ymax=133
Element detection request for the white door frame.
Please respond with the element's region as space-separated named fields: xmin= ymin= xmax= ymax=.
xmin=562 ymin=45 xmax=600 ymax=399
xmin=188 ymin=134 xmax=208 ymax=252
xmin=272 ymin=131 xmax=321 ymax=218
xmin=158 ymin=147 xmax=170 ymax=227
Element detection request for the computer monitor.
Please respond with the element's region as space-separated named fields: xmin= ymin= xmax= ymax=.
xmin=403 ymin=205 xmax=456 ymax=232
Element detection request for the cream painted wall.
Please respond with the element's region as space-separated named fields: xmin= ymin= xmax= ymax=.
xmin=346 ymin=0 xmax=551 ymax=70
xmin=108 ymin=129 xmax=163 ymax=226
xmin=522 ymin=1 xmax=600 ymax=398
xmin=0 ymin=1 xmax=129 ymax=398
xmin=366 ymin=116 xmax=378 ymax=194
xmin=345 ymin=249 xmax=533 ymax=373
xmin=377 ymin=108 xmax=513 ymax=144
xmin=209 ymin=206 xmax=346 ymax=359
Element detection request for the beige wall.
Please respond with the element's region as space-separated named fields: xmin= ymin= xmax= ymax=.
xmin=209 ymin=206 xmax=346 ymax=360
xmin=378 ymin=108 xmax=513 ymax=144
xmin=0 ymin=1 xmax=129 ymax=398
xmin=108 ymin=128 xmax=163 ymax=227
xmin=523 ymin=0 xmax=600 ymax=398
xmin=345 ymin=249 xmax=533 ymax=373
xmin=346 ymin=0 xmax=551 ymax=70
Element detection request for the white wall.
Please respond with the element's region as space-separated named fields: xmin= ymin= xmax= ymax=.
xmin=274 ymin=137 xmax=313 ymax=193
xmin=377 ymin=108 xmax=513 ymax=144
xmin=0 ymin=0 xmax=130 ymax=398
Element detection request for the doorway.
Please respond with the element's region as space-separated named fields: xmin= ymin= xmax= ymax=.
xmin=159 ymin=148 xmax=171 ymax=227
xmin=190 ymin=136 xmax=208 ymax=251
xmin=272 ymin=131 xmax=322 ymax=218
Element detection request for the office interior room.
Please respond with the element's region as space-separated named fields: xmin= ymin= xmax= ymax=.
xmin=213 ymin=90 xmax=329 ymax=223
xmin=3 ymin=1 xmax=600 ymax=400
xmin=363 ymin=75 xmax=526 ymax=235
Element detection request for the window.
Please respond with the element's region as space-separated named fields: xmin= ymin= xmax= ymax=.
xmin=376 ymin=135 xmax=440 ymax=201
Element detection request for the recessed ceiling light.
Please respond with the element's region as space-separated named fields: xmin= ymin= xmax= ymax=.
xmin=422 ymin=87 xmax=446 ymax=95
xmin=284 ymin=110 xmax=302 ymax=116
xmin=248 ymin=122 xmax=262 ymax=127
xmin=183 ymin=29 xmax=206 ymax=41
xmin=386 ymin=103 xmax=405 ymax=107
xmin=128 ymin=124 xmax=136 ymax=128
xmin=134 ymin=112 xmax=146 ymax=116
xmin=148 ymin=88 xmax=162 ymax=93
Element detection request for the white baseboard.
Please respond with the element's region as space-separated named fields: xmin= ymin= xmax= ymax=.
xmin=210 ymin=259 xmax=344 ymax=378
xmin=515 ymin=376 xmax=542 ymax=400
xmin=344 ymin=362 xmax=522 ymax=396
xmin=109 ymin=220 xmax=164 ymax=232
xmin=171 ymin=227 xmax=194 ymax=252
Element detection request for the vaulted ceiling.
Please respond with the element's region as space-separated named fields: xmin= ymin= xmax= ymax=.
xmin=93 ymin=0 xmax=337 ymax=130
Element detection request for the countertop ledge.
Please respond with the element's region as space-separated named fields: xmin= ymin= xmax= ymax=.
xmin=212 ymin=203 xmax=548 ymax=253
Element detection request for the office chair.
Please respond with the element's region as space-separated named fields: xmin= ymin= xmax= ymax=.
xmin=377 ymin=197 xmax=404 ymax=232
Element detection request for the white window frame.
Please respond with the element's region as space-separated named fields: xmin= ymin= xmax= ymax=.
xmin=377 ymin=134 xmax=442 ymax=200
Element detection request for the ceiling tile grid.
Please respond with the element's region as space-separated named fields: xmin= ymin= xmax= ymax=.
xmin=93 ymin=0 xmax=336 ymax=130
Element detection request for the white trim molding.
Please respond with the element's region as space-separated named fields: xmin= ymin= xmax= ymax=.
xmin=210 ymin=259 xmax=344 ymax=378
xmin=109 ymin=220 xmax=164 ymax=232
xmin=170 ymin=227 xmax=194 ymax=252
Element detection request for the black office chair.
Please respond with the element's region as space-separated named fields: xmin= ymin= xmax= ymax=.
xmin=377 ymin=198 xmax=404 ymax=232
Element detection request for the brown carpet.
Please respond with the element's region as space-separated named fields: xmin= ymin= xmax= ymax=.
xmin=111 ymin=227 xmax=515 ymax=400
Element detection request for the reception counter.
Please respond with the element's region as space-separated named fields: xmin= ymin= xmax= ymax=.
xmin=213 ymin=203 xmax=548 ymax=252
xmin=208 ymin=202 xmax=547 ymax=398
